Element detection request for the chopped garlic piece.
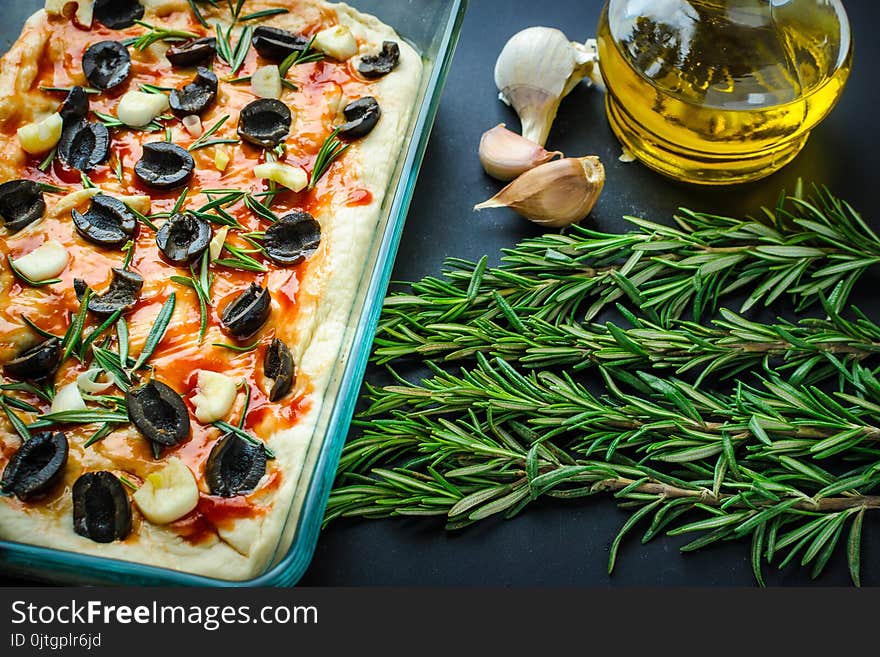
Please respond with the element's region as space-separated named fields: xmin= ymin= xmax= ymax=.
xmin=251 ymin=65 xmax=282 ymax=100
xmin=209 ymin=226 xmax=229 ymax=261
xmin=45 ymin=0 xmax=93 ymax=26
xmin=10 ymin=239 xmax=69 ymax=281
xmin=253 ymin=162 xmax=308 ymax=192
xmin=116 ymin=91 xmax=170 ymax=128
xmin=17 ymin=113 xmax=63 ymax=155
xmin=215 ymin=146 xmax=231 ymax=172
xmin=133 ymin=458 xmax=200 ymax=525
xmin=314 ymin=25 xmax=359 ymax=61
xmin=50 ymin=382 xmax=87 ymax=414
xmin=191 ymin=370 xmax=238 ymax=423
xmin=182 ymin=114 xmax=202 ymax=137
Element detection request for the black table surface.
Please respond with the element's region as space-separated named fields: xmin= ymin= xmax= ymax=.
xmin=3 ymin=0 xmax=879 ymax=587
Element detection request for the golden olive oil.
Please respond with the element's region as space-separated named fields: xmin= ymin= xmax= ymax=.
xmin=597 ymin=0 xmax=852 ymax=184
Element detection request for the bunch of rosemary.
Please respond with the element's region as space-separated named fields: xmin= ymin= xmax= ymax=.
xmin=328 ymin=184 xmax=880 ymax=585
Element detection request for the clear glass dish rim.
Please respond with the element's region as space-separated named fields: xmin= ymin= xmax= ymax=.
xmin=0 ymin=0 xmax=468 ymax=587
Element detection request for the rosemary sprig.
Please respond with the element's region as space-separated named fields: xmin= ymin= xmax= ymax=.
xmin=212 ymin=339 xmax=260 ymax=352
xmin=309 ymin=128 xmax=349 ymax=190
xmin=188 ymin=115 xmax=236 ymax=151
xmin=0 ymin=397 xmax=32 ymax=442
xmin=61 ymin=289 xmax=92 ymax=363
xmin=279 ymin=35 xmax=323 ymax=76
xmin=30 ymin=409 xmax=129 ymax=430
xmin=245 ymin=193 xmax=279 ymax=222
xmin=214 ymin=419 xmax=275 ymax=458
xmin=171 ymin=252 xmax=212 ymax=342
xmin=378 ymin=186 xmax=879 ymax=332
xmin=38 ymin=147 xmax=56 ymax=172
xmin=129 ymin=293 xmax=176 ymax=373
xmin=78 ymin=309 xmax=124 ymax=361
xmin=239 ymin=7 xmax=288 ymax=21
xmin=214 ymin=242 xmax=268 ymax=272
xmin=39 ymin=85 xmax=101 ymax=95
xmin=1 ymin=382 xmax=54 ymax=404
xmin=214 ymin=24 xmax=253 ymax=75
xmin=126 ymin=20 xmax=198 ymax=51
xmin=93 ymin=110 xmax=163 ymax=133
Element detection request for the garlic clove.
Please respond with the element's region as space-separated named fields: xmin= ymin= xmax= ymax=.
xmin=191 ymin=370 xmax=238 ymax=424
xmin=253 ymin=161 xmax=308 ymax=192
xmin=116 ymin=91 xmax=170 ymax=128
xmin=17 ymin=113 xmax=63 ymax=155
xmin=209 ymin=225 xmax=229 ymax=261
xmin=132 ymin=458 xmax=199 ymax=525
xmin=214 ymin=145 xmax=231 ymax=171
xmin=479 ymin=123 xmax=561 ymax=181
xmin=494 ymin=27 xmax=599 ymax=146
xmin=314 ymin=25 xmax=359 ymax=61
xmin=10 ymin=239 xmax=69 ymax=281
xmin=251 ymin=65 xmax=282 ymax=100
xmin=77 ymin=368 xmax=114 ymax=394
xmin=474 ymin=156 xmax=605 ymax=228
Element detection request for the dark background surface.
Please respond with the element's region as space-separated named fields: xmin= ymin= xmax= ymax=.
xmin=3 ymin=0 xmax=880 ymax=586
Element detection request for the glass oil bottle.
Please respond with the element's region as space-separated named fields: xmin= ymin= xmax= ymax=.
xmin=597 ymin=0 xmax=853 ymax=184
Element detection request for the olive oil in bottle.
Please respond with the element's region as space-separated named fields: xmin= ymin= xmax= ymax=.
xmin=597 ymin=0 xmax=852 ymax=184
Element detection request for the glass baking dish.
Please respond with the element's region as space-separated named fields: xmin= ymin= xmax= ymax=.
xmin=0 ymin=0 xmax=468 ymax=586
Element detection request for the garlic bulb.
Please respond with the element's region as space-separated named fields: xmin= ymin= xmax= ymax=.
xmin=495 ymin=27 xmax=599 ymax=146
xmin=474 ymin=156 xmax=605 ymax=228
xmin=479 ymin=123 xmax=561 ymax=181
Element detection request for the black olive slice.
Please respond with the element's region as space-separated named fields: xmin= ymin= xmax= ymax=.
xmin=337 ymin=96 xmax=381 ymax=140
xmin=169 ymin=67 xmax=218 ymax=117
xmin=76 ymin=268 xmax=144 ymax=315
xmin=3 ymin=338 xmax=61 ymax=381
xmin=94 ymin=0 xmax=145 ymax=29
xmin=166 ymin=37 xmax=217 ymax=67
xmin=0 ymin=180 xmax=45 ymax=233
xmin=72 ymin=194 xmax=137 ymax=248
xmin=57 ymin=120 xmax=111 ymax=172
xmin=126 ymin=380 xmax=191 ymax=447
xmin=155 ymin=212 xmax=212 ymax=265
xmin=263 ymin=338 xmax=294 ymax=402
xmin=357 ymin=41 xmax=400 ymax=78
xmin=237 ymin=99 xmax=292 ymax=149
xmin=251 ymin=26 xmax=308 ymax=61
xmin=0 ymin=432 xmax=68 ymax=501
xmin=82 ymin=40 xmax=132 ymax=91
xmin=205 ymin=434 xmax=267 ymax=497
xmin=72 ymin=471 xmax=132 ymax=543
xmin=59 ymin=86 xmax=89 ymax=124
xmin=134 ymin=142 xmax=195 ymax=190
xmin=263 ymin=212 xmax=321 ymax=266
xmin=221 ymin=283 xmax=271 ymax=340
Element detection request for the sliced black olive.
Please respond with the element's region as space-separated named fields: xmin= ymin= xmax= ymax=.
xmin=155 ymin=212 xmax=212 ymax=265
xmin=263 ymin=212 xmax=321 ymax=266
xmin=82 ymin=40 xmax=132 ymax=91
xmin=221 ymin=283 xmax=271 ymax=340
xmin=237 ymin=99 xmax=291 ymax=149
xmin=357 ymin=41 xmax=400 ymax=78
xmin=134 ymin=142 xmax=195 ymax=190
xmin=75 ymin=268 xmax=144 ymax=315
xmin=59 ymin=86 xmax=89 ymax=124
xmin=126 ymin=380 xmax=191 ymax=447
xmin=94 ymin=0 xmax=145 ymax=29
xmin=72 ymin=194 xmax=136 ymax=248
xmin=205 ymin=433 xmax=267 ymax=497
xmin=169 ymin=67 xmax=218 ymax=117
xmin=0 ymin=180 xmax=45 ymax=233
xmin=166 ymin=37 xmax=217 ymax=67
xmin=251 ymin=26 xmax=308 ymax=62
xmin=57 ymin=120 xmax=110 ymax=172
xmin=263 ymin=338 xmax=294 ymax=402
xmin=337 ymin=96 xmax=381 ymax=140
xmin=3 ymin=338 xmax=61 ymax=381
xmin=0 ymin=432 xmax=68 ymax=501
xmin=72 ymin=471 xmax=132 ymax=543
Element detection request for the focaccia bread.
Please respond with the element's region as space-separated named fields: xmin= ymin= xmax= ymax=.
xmin=0 ymin=0 xmax=421 ymax=580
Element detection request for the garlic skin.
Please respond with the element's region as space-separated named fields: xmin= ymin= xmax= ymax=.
xmin=474 ymin=156 xmax=605 ymax=228
xmin=479 ymin=123 xmax=561 ymax=181
xmin=50 ymin=382 xmax=87 ymax=414
xmin=494 ymin=27 xmax=599 ymax=146
xmin=77 ymin=369 xmax=114 ymax=394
